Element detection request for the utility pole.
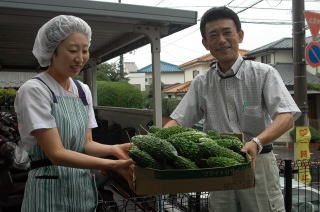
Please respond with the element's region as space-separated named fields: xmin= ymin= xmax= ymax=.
xmin=293 ymin=0 xmax=308 ymax=126
xmin=119 ymin=54 xmax=124 ymax=78
xmin=118 ymin=0 xmax=124 ymax=78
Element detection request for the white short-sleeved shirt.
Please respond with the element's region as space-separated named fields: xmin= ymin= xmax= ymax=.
xmin=170 ymin=56 xmax=301 ymax=142
xmin=14 ymin=72 xmax=98 ymax=151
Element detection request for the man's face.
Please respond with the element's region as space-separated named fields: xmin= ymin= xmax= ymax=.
xmin=202 ymin=18 xmax=244 ymax=70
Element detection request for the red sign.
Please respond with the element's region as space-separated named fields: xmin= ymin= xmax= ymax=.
xmin=304 ymin=11 xmax=320 ymax=40
xmin=305 ymin=41 xmax=320 ymax=67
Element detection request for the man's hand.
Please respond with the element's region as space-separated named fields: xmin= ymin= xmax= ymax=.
xmin=241 ymin=141 xmax=258 ymax=170
xmin=163 ymin=119 xmax=179 ymax=128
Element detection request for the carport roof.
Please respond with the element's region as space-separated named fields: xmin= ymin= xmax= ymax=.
xmin=0 ymin=0 xmax=197 ymax=71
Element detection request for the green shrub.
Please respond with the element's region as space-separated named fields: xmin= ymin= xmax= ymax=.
xmin=0 ymin=88 xmax=16 ymax=106
xmin=162 ymin=98 xmax=181 ymax=117
xmin=307 ymin=83 xmax=320 ymax=91
xmin=97 ymin=81 xmax=144 ymax=108
xmin=289 ymin=126 xmax=320 ymax=142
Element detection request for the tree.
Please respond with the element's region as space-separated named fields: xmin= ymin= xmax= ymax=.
xmin=144 ymin=82 xmax=164 ymax=109
xmin=96 ymin=62 xmax=128 ymax=82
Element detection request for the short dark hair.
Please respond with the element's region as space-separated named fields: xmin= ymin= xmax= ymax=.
xmin=200 ymin=6 xmax=241 ymax=39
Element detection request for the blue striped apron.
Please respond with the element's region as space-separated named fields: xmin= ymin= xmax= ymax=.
xmin=21 ymin=78 xmax=97 ymax=212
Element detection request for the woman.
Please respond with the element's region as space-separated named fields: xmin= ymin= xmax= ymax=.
xmin=14 ymin=15 xmax=134 ymax=211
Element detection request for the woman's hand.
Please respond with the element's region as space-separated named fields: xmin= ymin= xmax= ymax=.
xmin=111 ymin=143 xmax=135 ymax=189
xmin=111 ymin=143 xmax=133 ymax=160
xmin=112 ymin=159 xmax=135 ymax=189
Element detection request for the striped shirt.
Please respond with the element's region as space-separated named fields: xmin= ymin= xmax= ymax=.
xmin=170 ymin=56 xmax=301 ymax=142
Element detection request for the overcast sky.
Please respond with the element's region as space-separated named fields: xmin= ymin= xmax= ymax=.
xmin=92 ymin=0 xmax=319 ymax=69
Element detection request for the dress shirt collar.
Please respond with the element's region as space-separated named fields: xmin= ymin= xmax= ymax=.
xmin=213 ymin=55 xmax=244 ymax=81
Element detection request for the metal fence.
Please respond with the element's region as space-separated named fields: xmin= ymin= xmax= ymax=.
xmin=97 ymin=191 xmax=210 ymax=212
xmin=96 ymin=159 xmax=320 ymax=212
xmin=279 ymin=159 xmax=320 ymax=212
xmin=1 ymin=159 xmax=320 ymax=212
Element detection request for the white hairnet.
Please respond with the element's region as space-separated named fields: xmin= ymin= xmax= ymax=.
xmin=32 ymin=15 xmax=92 ymax=67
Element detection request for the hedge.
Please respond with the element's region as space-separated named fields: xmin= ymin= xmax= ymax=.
xmin=307 ymin=83 xmax=320 ymax=91
xmin=0 ymin=88 xmax=16 ymax=106
xmin=97 ymin=81 xmax=144 ymax=108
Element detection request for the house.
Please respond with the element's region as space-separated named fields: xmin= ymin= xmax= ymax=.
xmin=162 ymin=49 xmax=248 ymax=98
xmin=245 ymin=36 xmax=320 ymax=130
xmin=124 ymin=62 xmax=138 ymax=74
xmin=136 ymin=61 xmax=184 ymax=90
xmin=245 ymin=36 xmax=320 ymax=75
xmin=164 ymin=37 xmax=320 ymax=132
xmin=163 ymin=81 xmax=191 ymax=99
xmin=180 ymin=49 xmax=248 ymax=82
xmin=271 ymin=63 xmax=320 ymax=130
xmin=124 ymin=62 xmax=146 ymax=91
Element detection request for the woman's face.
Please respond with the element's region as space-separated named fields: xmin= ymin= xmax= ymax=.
xmin=51 ymin=32 xmax=89 ymax=78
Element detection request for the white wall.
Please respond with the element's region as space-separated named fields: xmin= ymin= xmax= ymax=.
xmin=255 ymin=50 xmax=319 ymax=75
xmin=127 ymin=72 xmax=146 ymax=91
xmin=253 ymin=50 xmax=292 ymax=64
xmin=307 ymin=66 xmax=320 ymax=75
xmin=274 ymin=50 xmax=293 ymax=63
xmin=183 ymin=63 xmax=210 ymax=82
xmin=145 ymin=72 xmax=184 ymax=85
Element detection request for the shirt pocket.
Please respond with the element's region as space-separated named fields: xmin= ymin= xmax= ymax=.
xmin=240 ymin=106 xmax=265 ymax=135
xmin=243 ymin=106 xmax=261 ymax=117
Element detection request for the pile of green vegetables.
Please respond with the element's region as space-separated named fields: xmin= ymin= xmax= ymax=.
xmin=128 ymin=126 xmax=247 ymax=170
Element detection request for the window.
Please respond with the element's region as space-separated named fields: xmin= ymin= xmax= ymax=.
xmin=261 ymin=54 xmax=271 ymax=64
xmin=193 ymin=70 xmax=199 ymax=78
xmin=145 ymin=78 xmax=152 ymax=84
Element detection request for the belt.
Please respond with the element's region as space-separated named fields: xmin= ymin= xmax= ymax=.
xmin=260 ymin=144 xmax=273 ymax=154
xmin=30 ymin=159 xmax=53 ymax=170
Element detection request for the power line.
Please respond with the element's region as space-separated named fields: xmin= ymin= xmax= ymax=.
xmin=236 ymin=0 xmax=264 ymax=14
xmin=162 ymin=42 xmax=205 ymax=54
xmin=266 ymin=0 xmax=317 ymax=1
xmin=162 ymin=26 xmax=200 ymax=47
xmin=155 ymin=0 xmax=165 ymax=6
xmin=265 ymin=0 xmax=283 ymax=7
xmin=242 ymin=17 xmax=291 ymax=21
xmin=163 ymin=0 xmax=176 ymax=7
xmin=231 ymin=6 xmax=289 ymax=10
xmin=234 ymin=0 xmax=251 ymax=8
xmin=241 ymin=20 xmax=291 ymax=25
xmin=226 ymin=0 xmax=236 ymax=6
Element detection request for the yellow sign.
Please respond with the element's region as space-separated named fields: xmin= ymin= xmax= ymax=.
xmin=295 ymin=126 xmax=312 ymax=185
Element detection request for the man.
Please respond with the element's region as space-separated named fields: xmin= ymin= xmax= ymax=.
xmin=164 ymin=6 xmax=301 ymax=212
